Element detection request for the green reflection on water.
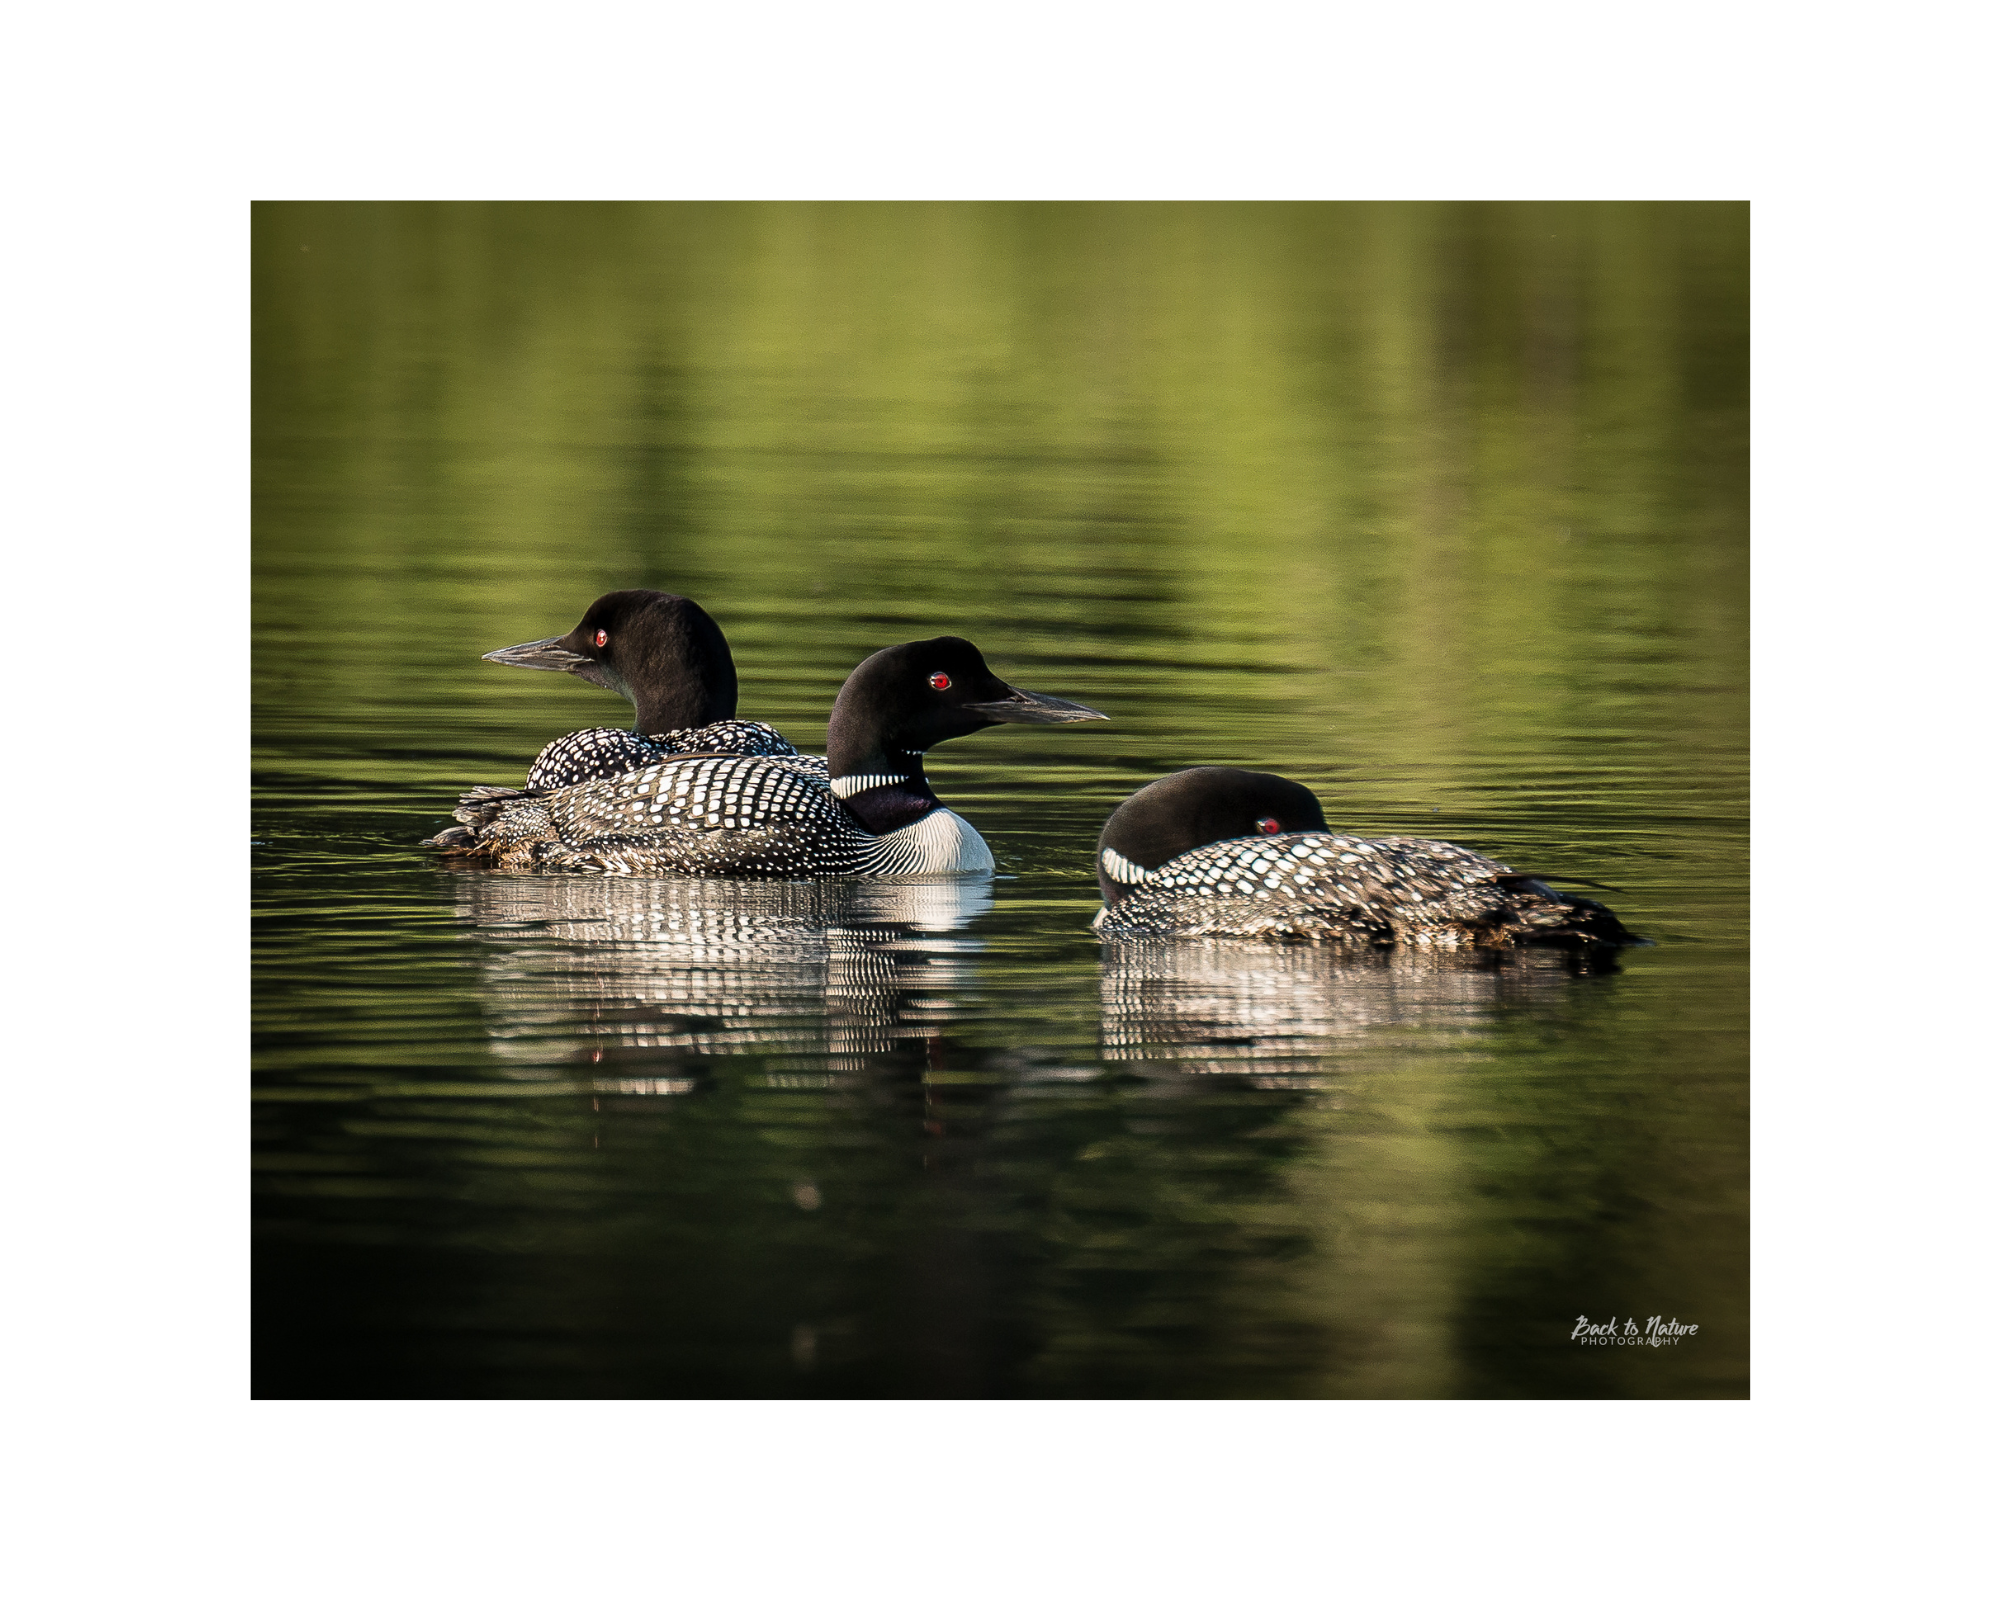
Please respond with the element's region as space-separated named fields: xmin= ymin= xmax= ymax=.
xmin=253 ymin=202 xmax=1746 ymax=1398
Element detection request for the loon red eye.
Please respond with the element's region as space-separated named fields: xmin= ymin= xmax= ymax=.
xmin=1256 ymin=816 xmax=1281 ymax=835
xmin=928 ymin=672 xmax=951 ymax=690
xmin=594 ymin=629 xmax=608 ymax=648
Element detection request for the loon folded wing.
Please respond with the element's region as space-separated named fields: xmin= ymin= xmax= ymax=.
xmin=525 ymin=721 xmax=809 ymax=789
xmin=1144 ymin=832 xmax=1510 ymax=907
xmin=546 ymin=753 xmax=837 ymax=845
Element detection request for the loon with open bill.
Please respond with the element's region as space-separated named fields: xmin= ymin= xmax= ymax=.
xmin=479 ymin=589 xmax=807 ymax=789
xmin=1090 ymin=767 xmax=1641 ymax=949
xmin=424 ymin=637 xmax=1107 ymax=876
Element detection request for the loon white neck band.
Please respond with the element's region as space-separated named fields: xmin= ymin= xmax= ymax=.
xmin=832 ymin=772 xmax=910 ymax=800
xmin=1100 ymin=846 xmax=1151 ymax=884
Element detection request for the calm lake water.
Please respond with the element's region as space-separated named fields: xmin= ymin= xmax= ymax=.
xmin=252 ymin=202 xmax=1748 ymax=1398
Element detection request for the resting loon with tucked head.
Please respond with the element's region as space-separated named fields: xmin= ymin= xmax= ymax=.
xmin=482 ymin=589 xmax=804 ymax=788
xmin=425 ymin=637 xmax=1107 ymax=876
xmin=1091 ymin=767 xmax=1640 ymax=949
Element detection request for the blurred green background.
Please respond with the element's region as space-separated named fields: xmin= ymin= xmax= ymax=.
xmin=253 ymin=202 xmax=1747 ymax=1398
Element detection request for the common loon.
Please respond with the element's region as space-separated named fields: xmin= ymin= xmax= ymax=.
xmin=1090 ymin=767 xmax=1640 ymax=949
xmin=481 ymin=589 xmax=804 ymax=789
xmin=425 ymin=637 xmax=1107 ymax=876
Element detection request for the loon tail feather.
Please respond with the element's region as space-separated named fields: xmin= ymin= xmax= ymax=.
xmin=453 ymin=784 xmax=525 ymax=827
xmin=1482 ymin=872 xmax=1642 ymax=949
xmin=1495 ymin=870 xmax=1629 ymax=895
xmin=1546 ymin=891 xmax=1644 ymax=948
xmin=431 ymin=785 xmax=561 ymax=862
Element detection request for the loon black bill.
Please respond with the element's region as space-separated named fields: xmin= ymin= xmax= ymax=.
xmin=482 ymin=636 xmax=594 ymax=673
xmin=964 ymin=687 xmax=1108 ymax=724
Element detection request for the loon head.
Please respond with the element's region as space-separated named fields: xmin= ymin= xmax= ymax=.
xmin=825 ymin=636 xmax=1106 ymax=810
xmin=482 ymin=589 xmax=739 ymax=735
xmin=1094 ymin=767 xmax=1328 ymax=906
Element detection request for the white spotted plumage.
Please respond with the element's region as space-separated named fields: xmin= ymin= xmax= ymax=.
xmin=1095 ymin=830 xmax=1626 ymax=947
xmin=524 ymin=720 xmax=806 ymax=790
xmin=440 ymin=753 xmax=994 ymax=878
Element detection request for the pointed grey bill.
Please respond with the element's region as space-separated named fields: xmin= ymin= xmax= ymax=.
xmin=483 ymin=636 xmax=592 ymax=672
xmin=964 ymin=687 xmax=1109 ymax=724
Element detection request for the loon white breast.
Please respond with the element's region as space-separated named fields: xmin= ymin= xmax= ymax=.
xmin=425 ymin=636 xmax=1103 ymax=878
xmin=1090 ymin=766 xmax=1640 ymax=950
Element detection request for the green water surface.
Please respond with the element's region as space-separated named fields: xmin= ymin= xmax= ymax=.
xmin=252 ymin=201 xmax=1748 ymax=1398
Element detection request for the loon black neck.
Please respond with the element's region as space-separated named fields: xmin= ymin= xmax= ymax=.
xmin=622 ymin=602 xmax=739 ymax=734
xmin=624 ymin=664 xmax=736 ymax=736
xmin=631 ymin=677 xmax=733 ymax=737
xmin=828 ymin=746 xmax=939 ymax=835
xmin=839 ymin=781 xmax=938 ymax=835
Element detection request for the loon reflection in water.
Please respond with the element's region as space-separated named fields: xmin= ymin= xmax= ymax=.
xmin=1099 ymin=940 xmax=1618 ymax=1083
xmin=445 ymin=865 xmax=1615 ymax=1102
xmin=445 ymin=869 xmax=994 ymax=1079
